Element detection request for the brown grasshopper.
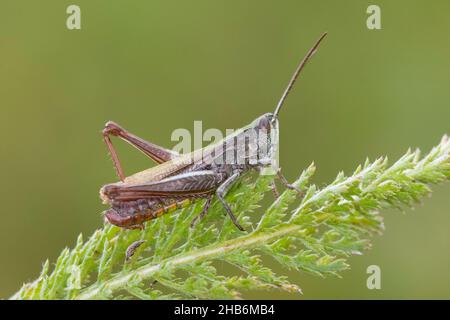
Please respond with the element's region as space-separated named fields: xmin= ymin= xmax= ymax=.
xmin=100 ymin=33 xmax=327 ymax=231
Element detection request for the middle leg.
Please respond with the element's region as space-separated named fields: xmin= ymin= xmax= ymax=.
xmin=216 ymin=172 xmax=245 ymax=231
xmin=190 ymin=194 xmax=213 ymax=227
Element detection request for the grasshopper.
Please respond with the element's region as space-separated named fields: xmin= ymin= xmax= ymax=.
xmin=100 ymin=33 xmax=327 ymax=231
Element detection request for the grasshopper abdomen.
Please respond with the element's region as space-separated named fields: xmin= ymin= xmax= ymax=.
xmin=103 ymin=197 xmax=197 ymax=229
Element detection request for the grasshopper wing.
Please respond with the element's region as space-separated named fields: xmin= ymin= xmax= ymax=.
xmin=105 ymin=170 xmax=223 ymax=201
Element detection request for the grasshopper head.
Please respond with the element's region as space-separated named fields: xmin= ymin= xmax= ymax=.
xmin=248 ymin=113 xmax=279 ymax=172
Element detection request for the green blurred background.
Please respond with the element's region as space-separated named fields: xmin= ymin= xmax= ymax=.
xmin=1 ymin=0 xmax=449 ymax=299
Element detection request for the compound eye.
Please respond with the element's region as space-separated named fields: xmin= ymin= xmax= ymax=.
xmin=258 ymin=117 xmax=271 ymax=132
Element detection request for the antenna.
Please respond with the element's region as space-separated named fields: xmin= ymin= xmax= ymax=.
xmin=273 ymin=32 xmax=328 ymax=118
